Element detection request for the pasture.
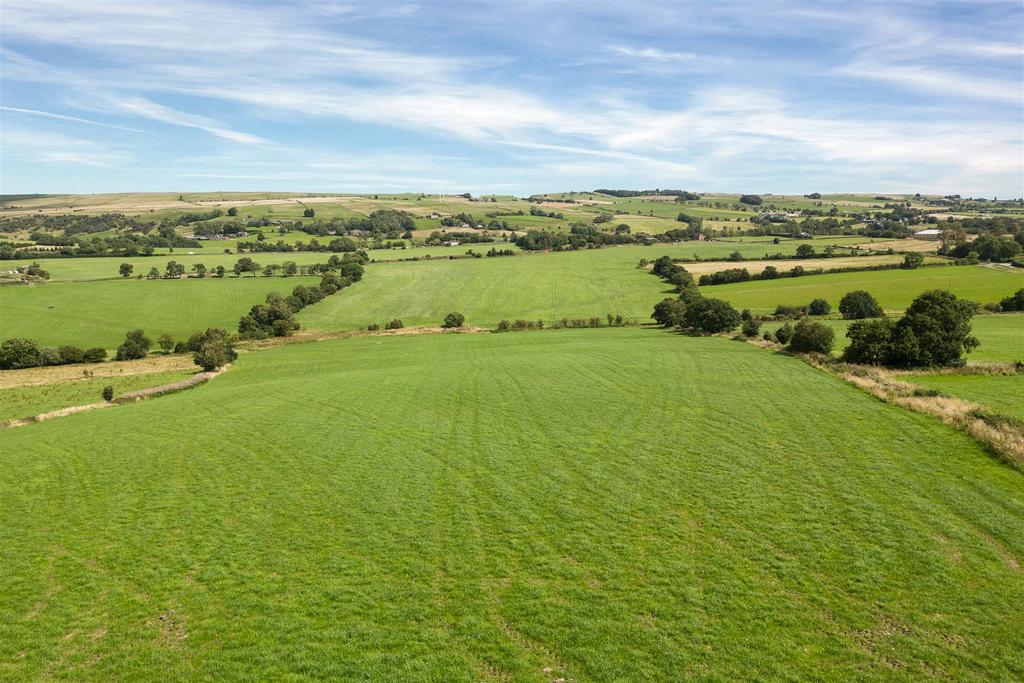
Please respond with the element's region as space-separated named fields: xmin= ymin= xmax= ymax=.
xmin=2 ymin=330 xmax=1022 ymax=680
xmin=706 ymin=265 xmax=1024 ymax=312
xmin=0 ymin=368 xmax=194 ymax=422
xmin=0 ymin=277 xmax=318 ymax=349
xmin=903 ymin=373 xmax=1024 ymax=421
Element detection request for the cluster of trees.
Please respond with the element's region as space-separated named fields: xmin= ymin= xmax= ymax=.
xmin=485 ymin=247 xmax=516 ymax=257
xmin=592 ymin=189 xmax=698 ymax=198
xmin=764 ymin=319 xmax=836 ymax=354
xmin=0 ymin=338 xmax=106 ymax=369
xmin=425 ymin=231 xmax=496 ymax=245
xmin=3 ymin=231 xmax=200 ymax=260
xmin=773 ymin=298 xmax=831 ymax=318
xmin=843 ymin=290 xmax=978 ymax=367
xmin=945 ymin=235 xmax=1022 ymax=263
xmin=514 ymin=225 xmax=697 ymax=251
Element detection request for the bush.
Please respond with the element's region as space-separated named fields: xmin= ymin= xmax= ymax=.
xmin=385 ymin=319 xmax=404 ymax=330
xmin=115 ymin=329 xmax=152 ymax=361
xmin=102 ymin=385 xmax=114 ymax=402
xmin=83 ymin=347 xmax=107 ymax=363
xmin=774 ymin=322 xmax=795 ymax=345
xmin=787 ymin=320 xmax=835 ymax=354
xmin=651 ymin=298 xmax=685 ymax=327
xmin=738 ymin=194 xmax=762 ymax=205
xmin=741 ymin=318 xmax=761 ymax=337
xmin=808 ymin=298 xmax=831 ymax=316
xmin=682 ymin=298 xmax=741 ymax=333
xmin=839 ymin=290 xmax=884 ymax=319
xmin=366 ymin=323 xmax=380 ymax=331
xmin=495 ymin=320 xmax=511 ymax=332
xmin=843 ymin=318 xmax=896 ymax=364
xmin=773 ymin=304 xmax=807 ymax=319
xmin=193 ymin=337 xmax=236 ymax=371
xmin=999 ymin=288 xmax=1024 ymax=312
xmin=158 ymin=334 xmax=176 ymax=354
xmin=902 ymin=252 xmax=925 ymax=269
xmin=442 ymin=312 xmax=465 ymax=328
xmin=0 ymin=338 xmax=42 ymax=369
xmin=57 ymin=345 xmax=86 ymax=365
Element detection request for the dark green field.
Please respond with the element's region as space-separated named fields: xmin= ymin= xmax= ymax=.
xmin=2 ymin=330 xmax=1022 ymax=680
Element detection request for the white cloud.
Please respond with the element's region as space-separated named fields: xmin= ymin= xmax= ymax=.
xmin=0 ymin=106 xmax=145 ymax=132
xmin=103 ymin=97 xmax=268 ymax=144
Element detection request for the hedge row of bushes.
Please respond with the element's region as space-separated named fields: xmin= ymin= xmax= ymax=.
xmin=0 ymin=339 xmax=107 ymax=370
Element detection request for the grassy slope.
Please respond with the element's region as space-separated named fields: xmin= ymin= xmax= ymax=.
xmin=1 ymin=330 xmax=1022 ymax=680
xmin=0 ymin=277 xmax=318 ymax=349
xmin=707 ymin=265 xmax=1024 ymax=312
xmin=297 ymin=242 xmax=888 ymax=331
xmin=0 ymin=369 xmax=195 ymax=422
xmin=903 ymin=373 xmax=1024 ymax=421
xmin=762 ymin=314 xmax=1024 ymax=363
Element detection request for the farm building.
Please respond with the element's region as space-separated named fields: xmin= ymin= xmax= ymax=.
xmin=914 ymin=229 xmax=942 ymax=241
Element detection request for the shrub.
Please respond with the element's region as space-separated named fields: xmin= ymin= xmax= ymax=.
xmin=843 ymin=318 xmax=896 ymax=365
xmin=495 ymin=320 xmax=511 ymax=332
xmin=0 ymin=338 xmax=42 ymax=369
xmin=442 ymin=312 xmax=465 ymax=328
xmin=839 ymin=290 xmax=884 ymax=319
xmin=999 ymin=288 xmax=1024 ymax=312
xmin=158 ymin=334 xmax=176 ymax=354
xmin=902 ymin=252 xmax=925 ymax=269
xmin=774 ymin=322 xmax=795 ymax=345
xmin=83 ymin=347 xmax=107 ymax=363
xmin=57 ymin=345 xmax=86 ymax=364
xmin=385 ymin=319 xmax=404 ymax=330
xmin=366 ymin=323 xmax=380 ymax=331
xmin=102 ymin=385 xmax=114 ymax=402
xmin=193 ymin=333 xmax=237 ymax=371
xmin=774 ymin=304 xmax=807 ymax=319
xmin=808 ymin=298 xmax=831 ymax=316
xmin=40 ymin=347 xmax=61 ymax=366
xmin=738 ymin=194 xmax=762 ymax=205
xmin=741 ymin=318 xmax=761 ymax=337
xmin=682 ymin=298 xmax=741 ymax=333
xmin=787 ymin=320 xmax=835 ymax=354
xmin=651 ymin=298 xmax=685 ymax=327
xmin=115 ymin=329 xmax=152 ymax=361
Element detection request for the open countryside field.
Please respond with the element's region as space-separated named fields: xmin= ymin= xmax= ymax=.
xmin=3 ymin=330 xmax=1023 ymax=680
xmin=707 ymin=265 xmax=1024 ymax=313
xmin=904 ymin=373 xmax=1024 ymax=421
xmin=0 ymin=368 xmax=196 ymax=422
xmin=0 ymin=277 xmax=318 ymax=349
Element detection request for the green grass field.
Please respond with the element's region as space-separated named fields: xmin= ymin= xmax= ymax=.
xmin=0 ymin=277 xmax=318 ymax=349
xmin=297 ymin=243 xmax=905 ymax=331
xmin=1 ymin=330 xmax=1022 ymax=680
xmin=708 ymin=265 xmax=1024 ymax=312
xmin=903 ymin=373 xmax=1024 ymax=421
xmin=0 ymin=369 xmax=195 ymax=422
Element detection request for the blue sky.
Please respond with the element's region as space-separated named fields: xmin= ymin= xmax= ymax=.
xmin=1 ymin=0 xmax=1022 ymax=196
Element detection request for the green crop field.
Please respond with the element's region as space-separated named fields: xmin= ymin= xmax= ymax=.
xmin=904 ymin=373 xmax=1024 ymax=421
xmin=0 ymin=368 xmax=195 ymax=422
xmin=707 ymin=265 xmax=1024 ymax=312
xmin=2 ymin=330 xmax=1022 ymax=680
xmin=0 ymin=277 xmax=318 ymax=349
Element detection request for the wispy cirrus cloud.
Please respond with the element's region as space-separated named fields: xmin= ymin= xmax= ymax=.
xmin=0 ymin=0 xmax=1021 ymax=194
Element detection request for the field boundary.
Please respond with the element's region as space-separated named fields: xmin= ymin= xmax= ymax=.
xmin=0 ymin=365 xmax=229 ymax=429
xmin=754 ymin=341 xmax=1024 ymax=470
